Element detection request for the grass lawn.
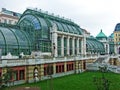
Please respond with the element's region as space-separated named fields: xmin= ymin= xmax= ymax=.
xmin=4 ymin=71 xmax=120 ymax=90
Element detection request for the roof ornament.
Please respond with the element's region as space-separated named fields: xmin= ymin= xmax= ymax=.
xmin=45 ymin=11 xmax=48 ymax=14
xmin=51 ymin=13 xmax=54 ymax=16
xmin=39 ymin=9 xmax=41 ymax=12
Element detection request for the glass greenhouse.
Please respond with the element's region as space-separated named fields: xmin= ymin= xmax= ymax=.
xmin=0 ymin=9 xmax=105 ymax=56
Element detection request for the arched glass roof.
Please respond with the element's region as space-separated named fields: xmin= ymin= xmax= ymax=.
xmin=18 ymin=14 xmax=41 ymax=30
xmin=0 ymin=26 xmax=32 ymax=55
xmin=17 ymin=9 xmax=83 ymax=36
xmin=86 ymin=37 xmax=105 ymax=53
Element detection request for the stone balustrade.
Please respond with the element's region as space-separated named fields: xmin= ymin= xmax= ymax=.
xmin=0 ymin=54 xmax=111 ymax=67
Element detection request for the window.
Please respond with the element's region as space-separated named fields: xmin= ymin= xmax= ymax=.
xmin=44 ymin=67 xmax=47 ymax=76
xmin=0 ymin=72 xmax=2 ymax=83
xmin=19 ymin=70 xmax=25 ymax=80
xmin=14 ymin=21 xmax=17 ymax=24
xmin=14 ymin=71 xmax=18 ymax=80
xmin=56 ymin=64 xmax=64 ymax=73
xmin=9 ymin=20 xmax=12 ymax=24
xmin=67 ymin=63 xmax=74 ymax=71
xmin=4 ymin=19 xmax=7 ymax=23
xmin=56 ymin=66 xmax=59 ymax=73
xmin=0 ymin=72 xmax=1 ymax=77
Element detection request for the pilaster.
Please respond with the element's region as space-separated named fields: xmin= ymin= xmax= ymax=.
xmin=61 ymin=35 xmax=64 ymax=56
xmin=72 ymin=37 xmax=75 ymax=55
xmin=67 ymin=36 xmax=70 ymax=55
xmin=77 ymin=38 xmax=80 ymax=55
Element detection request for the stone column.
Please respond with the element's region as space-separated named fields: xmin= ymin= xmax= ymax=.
xmin=114 ymin=44 xmax=118 ymax=54
xmin=77 ymin=38 xmax=80 ymax=55
xmin=51 ymin=23 xmax=58 ymax=57
xmin=81 ymin=36 xmax=86 ymax=55
xmin=81 ymin=38 xmax=83 ymax=55
xmin=64 ymin=62 xmax=67 ymax=72
xmin=67 ymin=36 xmax=70 ymax=56
xmin=53 ymin=63 xmax=56 ymax=74
xmin=72 ymin=37 xmax=75 ymax=55
xmin=52 ymin=33 xmax=58 ymax=57
xmin=61 ymin=35 xmax=64 ymax=56
xmin=40 ymin=64 xmax=44 ymax=80
xmin=107 ymin=44 xmax=110 ymax=54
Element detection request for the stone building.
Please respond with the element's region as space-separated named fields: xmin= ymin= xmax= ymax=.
xmin=0 ymin=8 xmax=120 ymax=85
xmin=0 ymin=8 xmax=21 ymax=24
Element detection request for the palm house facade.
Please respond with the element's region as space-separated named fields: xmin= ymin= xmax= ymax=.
xmin=0 ymin=9 xmax=105 ymax=57
xmin=0 ymin=8 xmax=119 ymax=85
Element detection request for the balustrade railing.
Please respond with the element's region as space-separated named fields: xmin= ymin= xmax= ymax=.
xmin=0 ymin=54 xmax=109 ymax=67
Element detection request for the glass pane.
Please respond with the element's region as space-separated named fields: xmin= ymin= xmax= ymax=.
xmin=38 ymin=17 xmax=49 ymax=39
xmin=61 ymin=23 xmax=69 ymax=32
xmin=0 ymin=27 xmax=18 ymax=46
xmin=54 ymin=21 xmax=64 ymax=31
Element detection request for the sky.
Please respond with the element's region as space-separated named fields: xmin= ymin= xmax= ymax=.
xmin=0 ymin=0 xmax=120 ymax=37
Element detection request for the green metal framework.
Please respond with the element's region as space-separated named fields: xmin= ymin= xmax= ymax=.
xmin=57 ymin=37 xmax=61 ymax=56
xmin=86 ymin=37 xmax=105 ymax=54
xmin=0 ymin=23 xmax=32 ymax=55
xmin=17 ymin=9 xmax=83 ymax=52
xmin=0 ymin=9 xmax=106 ymax=56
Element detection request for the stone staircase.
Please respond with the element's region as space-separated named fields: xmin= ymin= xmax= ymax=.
xmin=86 ymin=56 xmax=109 ymax=71
xmin=86 ymin=55 xmax=120 ymax=73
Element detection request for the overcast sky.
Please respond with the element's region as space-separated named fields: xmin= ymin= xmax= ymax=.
xmin=0 ymin=0 xmax=120 ymax=37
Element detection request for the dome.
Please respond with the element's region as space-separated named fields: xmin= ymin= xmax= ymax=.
xmin=114 ymin=23 xmax=120 ymax=31
xmin=108 ymin=33 xmax=114 ymax=38
xmin=96 ymin=29 xmax=107 ymax=40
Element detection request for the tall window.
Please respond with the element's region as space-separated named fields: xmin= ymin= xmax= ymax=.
xmin=64 ymin=37 xmax=67 ymax=56
xmin=57 ymin=37 xmax=61 ymax=56
xmin=67 ymin=63 xmax=73 ymax=71
xmin=56 ymin=64 xmax=64 ymax=73
xmin=44 ymin=67 xmax=47 ymax=76
xmin=19 ymin=70 xmax=25 ymax=80
xmin=69 ymin=38 xmax=72 ymax=55
xmin=14 ymin=71 xmax=18 ymax=81
xmin=0 ymin=72 xmax=1 ymax=77
xmin=75 ymin=39 xmax=77 ymax=55
xmin=79 ymin=40 xmax=81 ymax=53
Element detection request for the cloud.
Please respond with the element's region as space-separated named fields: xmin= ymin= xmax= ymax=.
xmin=0 ymin=0 xmax=120 ymax=36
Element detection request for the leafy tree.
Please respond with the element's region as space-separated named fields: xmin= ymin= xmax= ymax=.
xmin=93 ymin=65 xmax=111 ymax=90
xmin=0 ymin=68 xmax=15 ymax=89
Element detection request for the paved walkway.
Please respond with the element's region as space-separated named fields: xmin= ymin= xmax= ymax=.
xmin=12 ymin=86 xmax=40 ymax=90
